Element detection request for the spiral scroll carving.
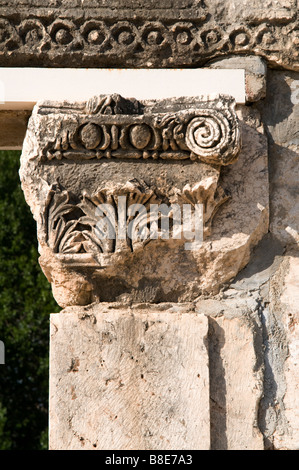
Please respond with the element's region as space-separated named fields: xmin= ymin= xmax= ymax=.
xmin=39 ymin=95 xmax=241 ymax=166
xmin=185 ymin=108 xmax=240 ymax=165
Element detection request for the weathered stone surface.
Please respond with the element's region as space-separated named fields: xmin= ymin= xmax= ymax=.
xmin=231 ymin=233 xmax=285 ymax=293
xmin=259 ymin=255 xmax=299 ymax=450
xmin=19 ymin=94 xmax=268 ymax=307
xmin=259 ymin=70 xmax=299 ymax=247
xmin=1 ymin=0 xmax=296 ymax=452
xmin=49 ymin=299 xmax=266 ymax=450
xmin=0 ymin=0 xmax=297 ymax=70
xmin=278 ymin=256 xmax=299 ymax=450
xmin=208 ymin=55 xmax=267 ymax=103
xmin=49 ymin=305 xmax=210 ymax=450
xmin=197 ymin=297 xmax=265 ymax=450
xmin=208 ymin=0 xmax=297 ymax=23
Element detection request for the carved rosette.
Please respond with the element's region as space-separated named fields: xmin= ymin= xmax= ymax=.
xmin=0 ymin=2 xmax=298 ymax=70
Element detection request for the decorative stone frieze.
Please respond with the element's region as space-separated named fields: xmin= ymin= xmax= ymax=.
xmin=0 ymin=0 xmax=298 ymax=70
xmin=20 ymin=94 xmax=269 ymax=307
xmin=37 ymin=94 xmax=240 ymax=166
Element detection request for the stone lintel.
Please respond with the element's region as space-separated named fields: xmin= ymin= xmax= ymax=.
xmin=0 ymin=0 xmax=297 ymax=70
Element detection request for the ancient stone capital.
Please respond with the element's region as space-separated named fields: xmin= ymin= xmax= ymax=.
xmin=20 ymin=93 xmax=268 ymax=307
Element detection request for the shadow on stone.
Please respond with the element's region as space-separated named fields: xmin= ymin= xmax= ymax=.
xmin=208 ymin=317 xmax=227 ymax=450
xmin=231 ymin=233 xmax=285 ymax=291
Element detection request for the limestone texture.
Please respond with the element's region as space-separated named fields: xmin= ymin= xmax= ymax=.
xmin=259 ymin=70 xmax=299 ymax=247
xmin=49 ymin=305 xmax=210 ymax=450
xmin=277 ymin=256 xmax=299 ymax=450
xmin=251 ymin=71 xmax=299 ymax=450
xmin=0 ymin=0 xmax=297 ymax=70
xmin=8 ymin=0 xmax=298 ymax=451
xmin=201 ymin=297 xmax=264 ymax=450
xmin=253 ymin=255 xmax=299 ymax=450
xmin=209 ymin=56 xmax=267 ymax=103
xmin=49 ymin=299 xmax=266 ymax=450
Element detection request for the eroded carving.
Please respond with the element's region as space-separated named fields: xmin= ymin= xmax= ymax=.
xmin=20 ymin=94 xmax=269 ymax=307
xmin=45 ymin=173 xmax=229 ymax=261
xmin=0 ymin=1 xmax=298 ymax=69
xmin=46 ymin=181 xmax=160 ymax=256
xmin=39 ymin=94 xmax=240 ymax=166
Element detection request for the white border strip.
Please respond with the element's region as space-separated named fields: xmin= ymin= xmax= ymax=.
xmin=0 ymin=68 xmax=245 ymax=109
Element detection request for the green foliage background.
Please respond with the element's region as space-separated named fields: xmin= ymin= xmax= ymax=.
xmin=0 ymin=150 xmax=59 ymax=450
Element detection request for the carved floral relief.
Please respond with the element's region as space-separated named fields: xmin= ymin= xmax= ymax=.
xmin=20 ymin=94 xmax=269 ymax=306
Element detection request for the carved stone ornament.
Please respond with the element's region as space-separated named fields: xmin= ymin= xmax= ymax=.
xmin=20 ymin=94 xmax=269 ymax=307
xmin=0 ymin=0 xmax=298 ymax=70
xmin=38 ymin=94 xmax=240 ymax=166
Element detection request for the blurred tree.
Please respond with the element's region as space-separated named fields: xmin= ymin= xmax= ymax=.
xmin=0 ymin=150 xmax=59 ymax=450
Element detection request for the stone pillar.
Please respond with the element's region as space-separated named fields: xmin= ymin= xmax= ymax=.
xmin=20 ymin=92 xmax=268 ymax=449
xmin=49 ymin=306 xmax=210 ymax=450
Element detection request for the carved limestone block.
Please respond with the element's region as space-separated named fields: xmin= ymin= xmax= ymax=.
xmin=20 ymin=94 xmax=269 ymax=307
xmin=49 ymin=306 xmax=210 ymax=450
xmin=0 ymin=0 xmax=298 ymax=70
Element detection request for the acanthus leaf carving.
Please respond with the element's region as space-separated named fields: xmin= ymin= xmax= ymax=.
xmin=19 ymin=92 xmax=270 ymax=308
xmin=44 ymin=171 xmax=230 ymax=265
xmin=45 ymin=180 xmax=163 ymax=258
